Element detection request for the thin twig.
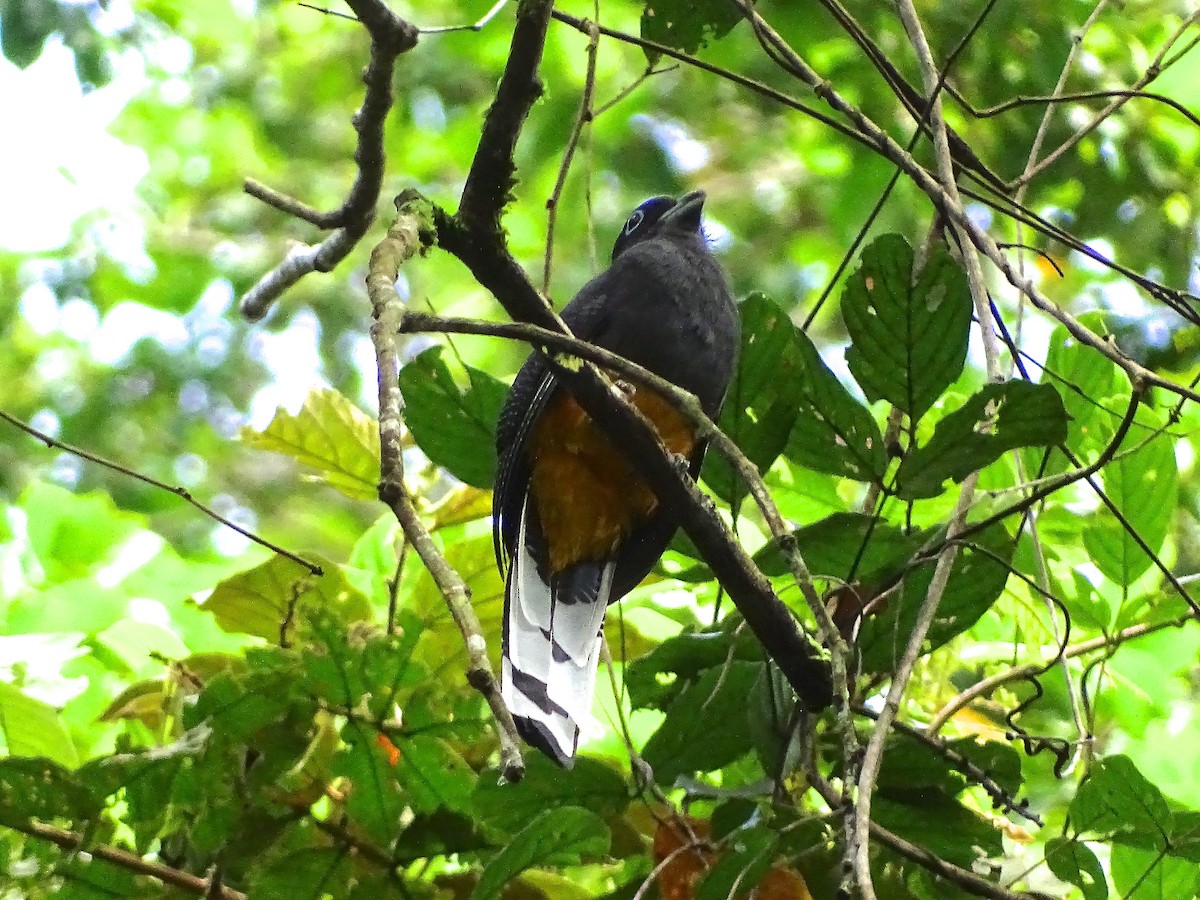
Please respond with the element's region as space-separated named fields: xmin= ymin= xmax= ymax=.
xmin=1014 ymin=11 xmax=1200 ymax=186
xmin=807 ymin=773 xmax=1058 ymax=900
xmin=928 ymin=583 xmax=1200 ymax=734
xmin=240 ymin=0 xmax=418 ymax=320
xmin=0 ymin=408 xmax=321 ymax=576
xmin=543 ymin=15 xmax=599 ymax=293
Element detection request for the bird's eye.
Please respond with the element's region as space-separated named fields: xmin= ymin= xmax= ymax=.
xmin=622 ymin=209 xmax=645 ymax=236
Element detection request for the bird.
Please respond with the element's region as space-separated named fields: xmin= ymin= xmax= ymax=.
xmin=493 ymin=191 xmax=739 ymax=767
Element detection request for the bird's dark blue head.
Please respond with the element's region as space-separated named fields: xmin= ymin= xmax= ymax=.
xmin=611 ymin=191 xmax=707 ymax=261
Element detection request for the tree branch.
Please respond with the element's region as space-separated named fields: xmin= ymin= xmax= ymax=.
xmin=240 ymin=1 xmax=418 ymax=320
xmin=5 ymin=820 xmax=247 ymax=900
xmin=457 ymin=0 xmax=553 ymax=235
xmin=366 ymin=192 xmax=524 ymax=782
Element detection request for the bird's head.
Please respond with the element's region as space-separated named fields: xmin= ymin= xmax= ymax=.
xmin=611 ymin=191 xmax=708 ymax=261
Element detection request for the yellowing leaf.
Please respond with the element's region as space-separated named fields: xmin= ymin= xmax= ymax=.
xmin=242 ymin=389 xmax=381 ymax=501
xmin=202 ymin=554 xmax=373 ymax=642
xmin=0 ymin=681 xmax=79 ymax=768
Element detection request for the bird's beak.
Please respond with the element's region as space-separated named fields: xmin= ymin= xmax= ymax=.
xmin=661 ymin=190 xmax=706 ymax=232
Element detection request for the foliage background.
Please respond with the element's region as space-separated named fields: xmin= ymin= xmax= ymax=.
xmin=2 ymin=0 xmax=1200 ymax=897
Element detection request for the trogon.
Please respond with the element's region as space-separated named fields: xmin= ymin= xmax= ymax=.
xmin=493 ymin=191 xmax=739 ymax=767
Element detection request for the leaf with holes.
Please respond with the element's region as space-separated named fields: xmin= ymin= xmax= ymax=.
xmin=639 ymin=0 xmax=742 ymax=56
xmin=399 ymin=345 xmax=508 ymax=489
xmin=843 ymin=235 xmax=972 ymax=424
xmin=785 ymin=327 xmax=888 ymax=482
xmin=895 ymin=380 xmax=1068 ymax=499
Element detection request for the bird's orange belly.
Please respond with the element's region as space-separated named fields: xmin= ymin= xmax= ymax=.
xmin=527 ymin=384 xmax=696 ymax=574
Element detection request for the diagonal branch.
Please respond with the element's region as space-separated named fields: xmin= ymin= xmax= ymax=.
xmin=458 ymin=0 xmax=553 ymax=236
xmin=0 ymin=408 xmax=320 ymax=576
xmin=5 ymin=820 xmax=246 ymax=900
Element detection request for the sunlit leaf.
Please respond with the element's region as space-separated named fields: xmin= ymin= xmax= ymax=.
xmin=0 ymin=682 xmax=78 ymax=768
xmin=243 ymin=388 xmax=381 ymax=501
xmin=202 ymin=554 xmax=372 ymax=642
xmin=1083 ymin=409 xmax=1178 ymax=586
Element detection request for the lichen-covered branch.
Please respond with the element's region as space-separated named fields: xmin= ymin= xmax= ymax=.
xmin=366 ymin=192 xmax=524 ymax=782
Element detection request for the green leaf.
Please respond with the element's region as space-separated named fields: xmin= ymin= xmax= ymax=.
xmin=1071 ymin=755 xmax=1173 ymax=846
xmin=1111 ymin=843 xmax=1199 ymax=900
xmin=250 ymin=848 xmax=352 ymax=899
xmin=1041 ymin=314 xmax=1124 ymax=471
xmin=184 ymin=659 xmax=305 ymax=741
xmin=473 ymin=755 xmax=629 ymax=835
xmin=202 ymin=554 xmax=373 ymax=642
xmin=641 ymin=660 xmax=762 ymax=783
xmin=696 ymin=825 xmax=776 ymax=900
xmin=1045 ymin=837 xmax=1107 ymax=900
xmin=0 ymin=1 xmax=57 ymax=68
xmin=843 ymin=235 xmax=972 ymax=423
xmin=754 ymin=513 xmax=927 ymax=586
xmin=859 ymin=525 xmax=1012 ymax=674
xmin=394 ymin=809 xmax=496 ymax=863
xmin=873 ymin=795 xmax=1002 ymax=870
xmin=1082 ymin=408 xmax=1178 ymax=585
xmin=242 ymin=388 xmax=380 ymax=501
xmin=0 ymin=757 xmax=97 ymax=827
xmin=876 ymin=736 xmax=968 ymax=800
xmin=0 ymin=682 xmax=78 ymax=767
xmin=335 ymin=721 xmax=406 ymax=849
xmin=625 ymin=619 xmax=761 ymax=711
xmin=704 ymin=294 xmax=885 ymax=495
xmin=395 ymin=732 xmax=476 ymax=815
xmin=399 ymin=345 xmax=508 ymax=489
xmin=300 ymin=609 xmax=423 ymax=721
xmin=703 ymin=294 xmax=805 ymax=503
xmin=20 ymin=481 xmax=141 ymax=584
xmin=639 ymin=0 xmax=742 ymax=56
xmin=785 ymin=327 xmax=888 ymax=482
xmin=895 ymin=380 xmax=1069 ymax=499
xmin=472 ymin=806 xmax=610 ymax=900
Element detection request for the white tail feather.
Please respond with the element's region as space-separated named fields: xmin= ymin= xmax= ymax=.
xmin=502 ymin=496 xmax=613 ymax=766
